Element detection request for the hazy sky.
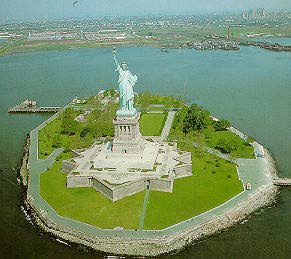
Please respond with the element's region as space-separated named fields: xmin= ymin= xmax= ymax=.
xmin=1 ymin=0 xmax=291 ymax=21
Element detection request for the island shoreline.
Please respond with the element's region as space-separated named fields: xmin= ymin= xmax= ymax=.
xmin=19 ymin=132 xmax=280 ymax=256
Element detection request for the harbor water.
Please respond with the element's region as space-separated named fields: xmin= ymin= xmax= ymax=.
xmin=0 ymin=43 xmax=290 ymax=258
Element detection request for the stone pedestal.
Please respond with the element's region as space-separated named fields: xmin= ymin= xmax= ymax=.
xmin=112 ymin=112 xmax=142 ymax=154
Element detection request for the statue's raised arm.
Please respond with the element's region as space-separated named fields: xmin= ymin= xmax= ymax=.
xmin=112 ymin=47 xmax=120 ymax=71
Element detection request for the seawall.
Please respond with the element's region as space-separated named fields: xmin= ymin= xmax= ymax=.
xmin=20 ymin=135 xmax=30 ymax=187
xmin=21 ymin=145 xmax=279 ymax=257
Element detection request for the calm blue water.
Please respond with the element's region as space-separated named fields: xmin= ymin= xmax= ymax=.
xmin=0 ymin=44 xmax=290 ymax=258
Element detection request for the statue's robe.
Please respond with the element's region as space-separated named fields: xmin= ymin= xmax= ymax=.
xmin=117 ymin=66 xmax=137 ymax=111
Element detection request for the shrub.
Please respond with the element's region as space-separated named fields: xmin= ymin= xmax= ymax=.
xmin=215 ymin=138 xmax=238 ymax=154
xmin=213 ymin=119 xmax=231 ymax=131
xmin=246 ymin=136 xmax=255 ymax=143
xmin=52 ymin=134 xmax=62 ymax=148
xmin=80 ymin=127 xmax=91 ymax=138
xmin=182 ymin=104 xmax=210 ymax=135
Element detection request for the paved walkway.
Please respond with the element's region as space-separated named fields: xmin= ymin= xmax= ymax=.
xmin=228 ymin=126 xmax=248 ymax=141
xmin=161 ymin=111 xmax=176 ymax=141
xmin=193 ymin=142 xmax=237 ymax=163
xmin=138 ymin=188 xmax=150 ymax=230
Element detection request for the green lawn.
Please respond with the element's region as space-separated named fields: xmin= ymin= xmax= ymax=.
xmin=139 ymin=112 xmax=167 ymax=136
xmin=144 ymin=146 xmax=243 ymax=230
xmin=204 ymin=128 xmax=255 ymax=159
xmin=40 ymin=148 xmax=243 ymax=230
xmin=40 ymin=153 xmax=144 ymax=229
xmin=168 ymin=108 xmax=255 ymax=159
xmin=38 ymin=101 xmax=117 ymax=159
xmin=38 ymin=116 xmax=93 ymax=159
xmin=147 ymin=106 xmax=165 ymax=112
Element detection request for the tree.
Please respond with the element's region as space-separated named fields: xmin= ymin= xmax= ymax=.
xmin=182 ymin=104 xmax=210 ymax=135
xmin=61 ymin=119 xmax=79 ymax=135
xmin=60 ymin=111 xmax=79 ymax=135
xmin=80 ymin=127 xmax=91 ymax=138
xmin=215 ymin=138 xmax=238 ymax=154
xmin=213 ymin=119 xmax=231 ymax=131
xmin=52 ymin=134 xmax=62 ymax=148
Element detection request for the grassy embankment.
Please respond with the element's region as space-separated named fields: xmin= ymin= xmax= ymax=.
xmin=143 ymin=104 xmax=252 ymax=229
xmin=0 ymin=37 xmax=26 ymax=56
xmin=10 ymin=37 xmax=160 ymax=54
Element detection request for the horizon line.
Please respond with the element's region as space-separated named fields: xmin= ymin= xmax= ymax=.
xmin=1 ymin=8 xmax=290 ymax=24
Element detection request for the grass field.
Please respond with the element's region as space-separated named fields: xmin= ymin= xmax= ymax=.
xmin=38 ymin=115 xmax=94 ymax=159
xmin=144 ymin=146 xmax=243 ymax=229
xmin=139 ymin=112 xmax=167 ymax=136
xmin=38 ymin=101 xmax=117 ymax=159
xmin=40 ymin=153 xmax=144 ymax=229
xmin=40 ymin=148 xmax=242 ymax=230
xmin=205 ymin=129 xmax=255 ymax=158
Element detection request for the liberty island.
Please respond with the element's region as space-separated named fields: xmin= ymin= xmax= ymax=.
xmin=16 ymin=47 xmax=282 ymax=256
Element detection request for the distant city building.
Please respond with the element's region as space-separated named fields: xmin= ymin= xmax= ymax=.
xmin=242 ymin=8 xmax=291 ymax=20
xmin=28 ymin=32 xmax=62 ymax=40
xmin=242 ymin=8 xmax=268 ymax=20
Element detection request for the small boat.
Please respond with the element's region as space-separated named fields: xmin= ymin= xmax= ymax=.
xmin=160 ymin=49 xmax=169 ymax=53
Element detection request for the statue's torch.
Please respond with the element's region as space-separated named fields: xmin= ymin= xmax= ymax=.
xmin=113 ymin=47 xmax=118 ymax=67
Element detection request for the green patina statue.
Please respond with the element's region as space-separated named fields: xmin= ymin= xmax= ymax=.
xmin=113 ymin=47 xmax=137 ymax=116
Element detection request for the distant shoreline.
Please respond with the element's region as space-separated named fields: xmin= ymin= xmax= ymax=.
xmin=1 ymin=34 xmax=290 ymax=57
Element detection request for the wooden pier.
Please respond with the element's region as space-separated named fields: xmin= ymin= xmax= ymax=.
xmin=8 ymin=100 xmax=61 ymax=113
xmin=273 ymin=178 xmax=291 ymax=186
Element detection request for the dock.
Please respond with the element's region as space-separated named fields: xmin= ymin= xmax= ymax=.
xmin=8 ymin=100 xmax=61 ymax=113
xmin=273 ymin=178 xmax=291 ymax=186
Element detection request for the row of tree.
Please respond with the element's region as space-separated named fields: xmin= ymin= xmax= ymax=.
xmin=180 ymin=104 xmax=241 ymax=154
xmin=182 ymin=104 xmax=230 ymax=136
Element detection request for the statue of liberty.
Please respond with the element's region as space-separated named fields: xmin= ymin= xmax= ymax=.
xmin=113 ymin=47 xmax=137 ymax=116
